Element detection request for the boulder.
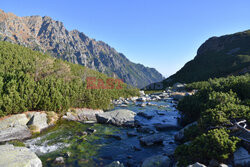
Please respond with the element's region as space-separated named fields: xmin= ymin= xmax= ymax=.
xmin=0 ymin=125 xmax=31 ymax=142
xmin=27 ymin=112 xmax=49 ymax=132
xmin=234 ymin=147 xmax=250 ymax=166
xmin=174 ymin=122 xmax=197 ymax=141
xmin=137 ymin=97 xmax=147 ymax=102
xmin=141 ymin=155 xmax=171 ymax=167
xmin=0 ymin=114 xmax=29 ymax=130
xmin=137 ymin=126 xmax=156 ymax=134
xmin=187 ymin=162 xmax=207 ymax=167
xmin=63 ymin=108 xmax=104 ymax=123
xmin=140 ymin=133 xmax=165 ymax=146
xmin=0 ymin=144 xmax=42 ymax=167
xmin=105 ymin=161 xmax=124 ymax=167
xmin=96 ymin=109 xmax=136 ymax=127
xmin=154 ymin=124 xmax=180 ymax=131
xmin=137 ymin=111 xmax=154 ymax=119
xmin=139 ymin=91 xmax=145 ymax=96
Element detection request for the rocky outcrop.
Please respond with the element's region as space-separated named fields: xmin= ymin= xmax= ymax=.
xmin=0 ymin=125 xmax=31 ymax=143
xmin=187 ymin=162 xmax=207 ymax=167
xmin=141 ymin=155 xmax=171 ymax=167
xmin=234 ymin=147 xmax=250 ymax=167
xmin=0 ymin=9 xmax=164 ymax=88
xmin=0 ymin=114 xmax=29 ymax=130
xmin=62 ymin=108 xmax=104 ymax=123
xmin=0 ymin=144 xmax=42 ymax=167
xmin=26 ymin=112 xmax=49 ymax=133
xmin=96 ymin=109 xmax=136 ymax=127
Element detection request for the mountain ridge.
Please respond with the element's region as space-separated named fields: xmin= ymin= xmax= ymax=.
xmin=145 ymin=30 xmax=250 ymax=89
xmin=0 ymin=9 xmax=164 ymax=88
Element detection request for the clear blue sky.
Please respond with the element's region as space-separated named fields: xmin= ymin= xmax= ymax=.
xmin=1 ymin=0 xmax=250 ymax=77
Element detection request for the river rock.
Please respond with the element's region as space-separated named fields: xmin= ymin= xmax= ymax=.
xmin=105 ymin=161 xmax=124 ymax=167
xmin=137 ymin=97 xmax=147 ymax=102
xmin=0 ymin=144 xmax=42 ymax=167
xmin=27 ymin=112 xmax=48 ymax=132
xmin=174 ymin=122 xmax=197 ymax=141
xmin=63 ymin=108 xmax=104 ymax=123
xmin=96 ymin=109 xmax=136 ymax=127
xmin=141 ymin=155 xmax=171 ymax=167
xmin=0 ymin=114 xmax=29 ymax=130
xmin=234 ymin=147 xmax=250 ymax=166
xmin=54 ymin=157 xmax=65 ymax=164
xmin=137 ymin=111 xmax=154 ymax=119
xmin=140 ymin=133 xmax=165 ymax=146
xmin=139 ymin=91 xmax=145 ymax=96
xmin=137 ymin=126 xmax=156 ymax=134
xmin=187 ymin=162 xmax=207 ymax=167
xmin=155 ymin=124 xmax=180 ymax=131
xmin=0 ymin=125 xmax=31 ymax=142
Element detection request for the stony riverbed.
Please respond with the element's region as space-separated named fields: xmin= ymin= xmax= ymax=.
xmin=24 ymin=99 xmax=180 ymax=167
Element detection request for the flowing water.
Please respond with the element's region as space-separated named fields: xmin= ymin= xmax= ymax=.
xmin=24 ymin=99 xmax=180 ymax=167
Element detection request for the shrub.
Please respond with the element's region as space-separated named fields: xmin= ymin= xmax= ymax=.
xmin=175 ymin=129 xmax=240 ymax=166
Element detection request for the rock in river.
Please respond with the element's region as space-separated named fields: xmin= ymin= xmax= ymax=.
xmin=141 ymin=155 xmax=171 ymax=167
xmin=96 ymin=109 xmax=136 ymax=127
xmin=0 ymin=144 xmax=42 ymax=167
xmin=139 ymin=133 xmax=165 ymax=146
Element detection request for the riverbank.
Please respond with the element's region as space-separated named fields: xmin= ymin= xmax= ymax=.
xmin=0 ymin=87 xmax=191 ymax=167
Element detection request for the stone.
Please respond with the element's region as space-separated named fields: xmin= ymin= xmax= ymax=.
xmin=155 ymin=124 xmax=180 ymax=131
xmin=26 ymin=112 xmax=49 ymax=132
xmin=139 ymin=91 xmax=145 ymax=96
xmin=0 ymin=125 xmax=31 ymax=142
xmin=75 ymin=108 xmax=104 ymax=122
xmin=127 ymin=131 xmax=137 ymax=137
xmin=140 ymin=133 xmax=165 ymax=146
xmin=141 ymin=155 xmax=171 ymax=167
xmin=96 ymin=109 xmax=136 ymax=127
xmin=234 ymin=147 xmax=250 ymax=167
xmin=187 ymin=162 xmax=207 ymax=167
xmin=0 ymin=114 xmax=29 ymax=130
xmin=86 ymin=128 xmax=96 ymax=133
xmin=108 ymin=134 xmax=122 ymax=140
xmin=137 ymin=126 xmax=155 ymax=134
xmin=54 ymin=157 xmax=64 ymax=164
xmin=174 ymin=122 xmax=197 ymax=141
xmin=0 ymin=144 xmax=42 ymax=167
xmin=137 ymin=111 xmax=154 ymax=119
xmin=105 ymin=161 xmax=125 ymax=167
xmin=137 ymin=97 xmax=147 ymax=102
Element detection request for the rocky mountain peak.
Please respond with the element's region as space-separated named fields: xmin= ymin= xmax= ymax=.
xmin=0 ymin=9 xmax=164 ymax=88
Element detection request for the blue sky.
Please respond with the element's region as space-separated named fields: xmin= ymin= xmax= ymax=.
xmin=1 ymin=0 xmax=250 ymax=77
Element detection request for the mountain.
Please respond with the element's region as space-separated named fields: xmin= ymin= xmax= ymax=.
xmin=0 ymin=9 xmax=164 ymax=88
xmin=146 ymin=30 xmax=250 ymax=89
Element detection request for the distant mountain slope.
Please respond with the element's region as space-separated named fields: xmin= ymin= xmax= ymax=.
xmin=0 ymin=9 xmax=164 ymax=88
xmin=146 ymin=30 xmax=250 ymax=89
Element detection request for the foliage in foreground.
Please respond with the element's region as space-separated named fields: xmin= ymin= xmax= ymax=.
xmin=0 ymin=41 xmax=139 ymax=117
xmin=175 ymin=74 xmax=250 ymax=166
xmin=175 ymin=129 xmax=240 ymax=166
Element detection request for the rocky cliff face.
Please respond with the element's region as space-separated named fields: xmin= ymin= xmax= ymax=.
xmin=0 ymin=9 xmax=164 ymax=88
